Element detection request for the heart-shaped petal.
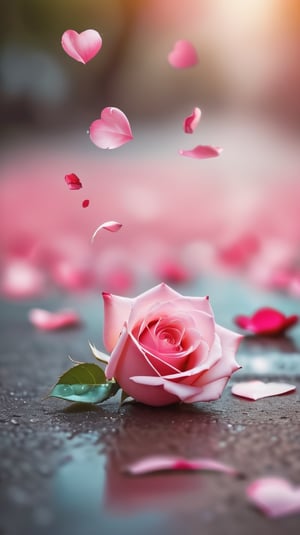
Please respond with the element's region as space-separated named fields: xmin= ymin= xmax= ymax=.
xmin=183 ymin=107 xmax=201 ymax=133
xmin=179 ymin=145 xmax=223 ymax=159
xmin=231 ymin=380 xmax=296 ymax=400
xmin=89 ymin=107 xmax=133 ymax=149
xmin=61 ymin=29 xmax=102 ymax=64
xmin=247 ymin=477 xmax=300 ymax=518
xmin=168 ymin=40 xmax=198 ymax=68
xmin=234 ymin=307 xmax=298 ymax=335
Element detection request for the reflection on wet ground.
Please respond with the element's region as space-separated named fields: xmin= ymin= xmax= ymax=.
xmin=1 ymin=277 xmax=300 ymax=534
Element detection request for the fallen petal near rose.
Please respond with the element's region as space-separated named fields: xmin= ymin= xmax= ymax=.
xmin=124 ymin=455 xmax=237 ymax=476
xmin=89 ymin=107 xmax=133 ymax=149
xmin=179 ymin=145 xmax=223 ymax=159
xmin=91 ymin=221 xmax=123 ymax=243
xmin=29 ymin=308 xmax=81 ymax=330
xmin=234 ymin=307 xmax=298 ymax=335
xmin=231 ymin=380 xmax=296 ymax=400
xmin=82 ymin=199 xmax=90 ymax=208
xmin=103 ymin=283 xmax=242 ymax=406
xmin=246 ymin=477 xmax=300 ymax=518
xmin=183 ymin=107 xmax=201 ymax=134
xmin=61 ymin=29 xmax=102 ymax=64
xmin=168 ymin=40 xmax=198 ymax=68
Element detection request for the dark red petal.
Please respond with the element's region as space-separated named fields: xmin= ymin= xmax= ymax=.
xmin=64 ymin=173 xmax=82 ymax=190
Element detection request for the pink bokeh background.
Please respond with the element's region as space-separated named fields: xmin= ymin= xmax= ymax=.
xmin=1 ymin=0 xmax=300 ymax=298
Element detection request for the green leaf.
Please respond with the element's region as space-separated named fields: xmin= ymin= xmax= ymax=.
xmin=49 ymin=363 xmax=120 ymax=404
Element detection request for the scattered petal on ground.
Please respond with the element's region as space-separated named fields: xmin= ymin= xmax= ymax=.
xmin=246 ymin=477 xmax=300 ymax=518
xmin=168 ymin=40 xmax=198 ymax=68
xmin=51 ymin=260 xmax=94 ymax=291
xmin=124 ymin=455 xmax=237 ymax=475
xmin=231 ymin=380 xmax=296 ymax=400
xmin=183 ymin=107 xmax=201 ymax=133
xmin=64 ymin=173 xmax=82 ymax=190
xmin=89 ymin=107 xmax=133 ymax=149
xmin=29 ymin=308 xmax=81 ymax=330
xmin=1 ymin=261 xmax=45 ymax=298
xmin=82 ymin=199 xmax=90 ymax=208
xmin=234 ymin=307 xmax=298 ymax=335
xmin=61 ymin=29 xmax=102 ymax=64
xmin=179 ymin=145 xmax=223 ymax=159
xmin=91 ymin=221 xmax=122 ymax=243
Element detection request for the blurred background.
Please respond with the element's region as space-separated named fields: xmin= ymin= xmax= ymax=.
xmin=1 ymin=0 xmax=300 ymax=299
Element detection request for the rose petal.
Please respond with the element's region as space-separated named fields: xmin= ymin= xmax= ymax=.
xmin=179 ymin=145 xmax=223 ymax=159
xmin=28 ymin=308 xmax=81 ymax=330
xmin=102 ymin=292 xmax=133 ymax=352
xmin=61 ymin=29 xmax=102 ymax=64
xmin=183 ymin=107 xmax=201 ymax=134
xmin=64 ymin=173 xmax=82 ymax=190
xmin=127 ymin=283 xmax=190 ymax=332
xmin=231 ymin=380 xmax=296 ymax=400
xmin=91 ymin=221 xmax=122 ymax=243
xmin=89 ymin=107 xmax=133 ymax=149
xmin=246 ymin=477 xmax=300 ymax=518
xmin=234 ymin=307 xmax=298 ymax=335
xmin=168 ymin=40 xmax=198 ymax=69
xmin=82 ymin=199 xmax=90 ymax=208
xmin=125 ymin=455 xmax=236 ymax=476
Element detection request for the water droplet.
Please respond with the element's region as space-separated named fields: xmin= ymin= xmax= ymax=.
xmin=72 ymin=384 xmax=90 ymax=395
xmin=11 ymin=419 xmax=19 ymax=425
xmin=61 ymin=385 xmax=73 ymax=396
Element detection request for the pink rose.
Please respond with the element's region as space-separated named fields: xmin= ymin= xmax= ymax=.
xmin=103 ymin=283 xmax=242 ymax=406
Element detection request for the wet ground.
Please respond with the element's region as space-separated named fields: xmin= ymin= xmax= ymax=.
xmin=1 ymin=276 xmax=300 ymax=535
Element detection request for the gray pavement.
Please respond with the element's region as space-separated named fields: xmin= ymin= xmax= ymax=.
xmin=1 ymin=277 xmax=299 ymax=535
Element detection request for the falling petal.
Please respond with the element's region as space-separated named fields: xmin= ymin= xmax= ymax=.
xmin=168 ymin=40 xmax=198 ymax=69
xmin=179 ymin=145 xmax=223 ymax=159
xmin=231 ymin=380 xmax=296 ymax=400
xmin=234 ymin=307 xmax=298 ymax=335
xmin=61 ymin=29 xmax=102 ymax=64
xmin=246 ymin=477 xmax=300 ymax=518
xmin=183 ymin=107 xmax=201 ymax=133
xmin=29 ymin=308 xmax=81 ymax=330
xmin=64 ymin=173 xmax=82 ymax=190
xmin=82 ymin=199 xmax=90 ymax=208
xmin=89 ymin=107 xmax=133 ymax=149
xmin=91 ymin=221 xmax=122 ymax=243
xmin=124 ymin=455 xmax=237 ymax=475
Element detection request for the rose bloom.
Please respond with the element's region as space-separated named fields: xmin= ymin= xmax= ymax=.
xmin=103 ymin=283 xmax=242 ymax=406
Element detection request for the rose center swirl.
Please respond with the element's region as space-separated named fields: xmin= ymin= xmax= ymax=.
xmin=139 ymin=320 xmax=185 ymax=355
